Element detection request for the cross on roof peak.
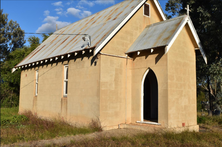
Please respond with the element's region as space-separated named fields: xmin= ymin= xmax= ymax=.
xmin=185 ymin=5 xmax=191 ymax=16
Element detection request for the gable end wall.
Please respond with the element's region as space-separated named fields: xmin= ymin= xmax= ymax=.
xmin=167 ymin=24 xmax=198 ymax=129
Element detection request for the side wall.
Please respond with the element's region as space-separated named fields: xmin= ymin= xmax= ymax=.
xmin=19 ymin=68 xmax=36 ymax=113
xmin=167 ymin=24 xmax=197 ymax=128
xmin=19 ymin=53 xmax=100 ymax=125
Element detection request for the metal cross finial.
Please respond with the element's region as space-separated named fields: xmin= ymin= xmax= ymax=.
xmin=185 ymin=5 xmax=191 ymax=16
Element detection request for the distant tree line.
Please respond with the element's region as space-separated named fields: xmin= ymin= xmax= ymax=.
xmin=0 ymin=9 xmax=51 ymax=107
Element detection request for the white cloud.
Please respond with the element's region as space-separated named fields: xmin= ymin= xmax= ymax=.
xmin=66 ymin=0 xmax=73 ymax=5
xmin=55 ymin=8 xmax=63 ymax=12
xmin=52 ymin=1 xmax=63 ymax=7
xmin=55 ymin=8 xmax=63 ymax=15
xmin=36 ymin=16 xmax=70 ymax=33
xmin=67 ymin=8 xmax=81 ymax=18
xmin=95 ymin=0 xmax=115 ymax=5
xmin=67 ymin=8 xmax=91 ymax=19
xmin=77 ymin=0 xmax=115 ymax=7
xmin=56 ymin=11 xmax=62 ymax=15
xmin=81 ymin=11 xmax=92 ymax=18
xmin=79 ymin=0 xmax=95 ymax=7
xmin=44 ymin=10 xmax=50 ymax=16
xmin=76 ymin=5 xmax=84 ymax=9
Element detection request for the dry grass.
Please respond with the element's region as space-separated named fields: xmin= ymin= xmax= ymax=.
xmin=197 ymin=112 xmax=222 ymax=127
xmin=0 ymin=110 xmax=100 ymax=145
xmin=2 ymin=108 xmax=222 ymax=146
xmin=68 ymin=130 xmax=222 ymax=147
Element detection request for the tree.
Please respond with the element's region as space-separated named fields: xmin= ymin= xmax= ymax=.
xmin=166 ymin=0 xmax=222 ymax=115
xmin=0 ymin=10 xmax=51 ymax=107
xmin=0 ymin=9 xmax=26 ymax=106
xmin=28 ymin=36 xmax=40 ymax=51
xmin=42 ymin=33 xmax=53 ymax=42
xmin=0 ymin=9 xmax=26 ymax=61
xmin=0 ymin=36 xmax=40 ymax=107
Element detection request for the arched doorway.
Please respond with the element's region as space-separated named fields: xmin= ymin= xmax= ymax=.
xmin=141 ymin=69 xmax=158 ymax=122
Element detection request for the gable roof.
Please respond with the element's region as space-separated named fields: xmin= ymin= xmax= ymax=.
xmin=126 ymin=15 xmax=207 ymax=64
xmin=15 ymin=0 xmax=166 ymax=69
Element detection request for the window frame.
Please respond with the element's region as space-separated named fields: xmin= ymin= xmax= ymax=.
xmin=63 ymin=65 xmax=68 ymax=96
xmin=143 ymin=3 xmax=150 ymax=17
xmin=35 ymin=70 xmax=39 ymax=96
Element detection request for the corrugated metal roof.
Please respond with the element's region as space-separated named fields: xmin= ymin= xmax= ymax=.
xmin=16 ymin=0 xmax=144 ymax=67
xmin=126 ymin=15 xmax=186 ymax=53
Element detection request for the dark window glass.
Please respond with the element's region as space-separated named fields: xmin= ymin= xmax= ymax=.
xmin=144 ymin=4 xmax=150 ymax=16
xmin=65 ymin=81 xmax=68 ymax=94
xmin=66 ymin=68 xmax=68 ymax=79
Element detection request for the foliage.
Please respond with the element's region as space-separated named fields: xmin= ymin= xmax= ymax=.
xmin=197 ymin=90 xmax=206 ymax=111
xmin=0 ymin=36 xmax=40 ymax=107
xmin=197 ymin=115 xmax=222 ymax=126
xmin=1 ymin=107 xmax=19 ymax=119
xmin=0 ymin=19 xmax=52 ymax=107
xmin=1 ymin=115 xmax=28 ymax=126
xmin=28 ymin=35 xmax=40 ymax=50
xmin=1 ymin=107 xmax=99 ymax=145
xmin=0 ymin=9 xmax=25 ymax=61
xmin=0 ymin=9 xmax=26 ymax=105
xmin=42 ymin=33 xmax=53 ymax=42
xmin=165 ymin=0 xmax=222 ymax=114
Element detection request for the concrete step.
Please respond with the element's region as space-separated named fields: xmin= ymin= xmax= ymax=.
xmin=119 ymin=123 xmax=164 ymax=133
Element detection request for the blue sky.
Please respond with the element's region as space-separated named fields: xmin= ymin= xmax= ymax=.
xmin=2 ymin=0 xmax=168 ymax=46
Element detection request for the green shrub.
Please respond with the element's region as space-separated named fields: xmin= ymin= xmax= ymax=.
xmin=197 ymin=116 xmax=207 ymax=124
xmin=1 ymin=115 xmax=28 ymax=126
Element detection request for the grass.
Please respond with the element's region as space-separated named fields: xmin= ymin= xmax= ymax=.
xmin=68 ymin=131 xmax=222 ymax=147
xmin=1 ymin=107 xmax=28 ymax=126
xmin=68 ymin=112 xmax=222 ymax=147
xmin=1 ymin=107 xmax=20 ymax=121
xmin=1 ymin=108 xmax=222 ymax=146
xmin=0 ymin=107 xmax=101 ymax=145
xmin=197 ymin=112 xmax=222 ymax=127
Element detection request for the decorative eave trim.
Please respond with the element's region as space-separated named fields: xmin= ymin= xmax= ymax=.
xmin=93 ymin=0 xmax=147 ymax=56
xmin=12 ymin=48 xmax=95 ymax=73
